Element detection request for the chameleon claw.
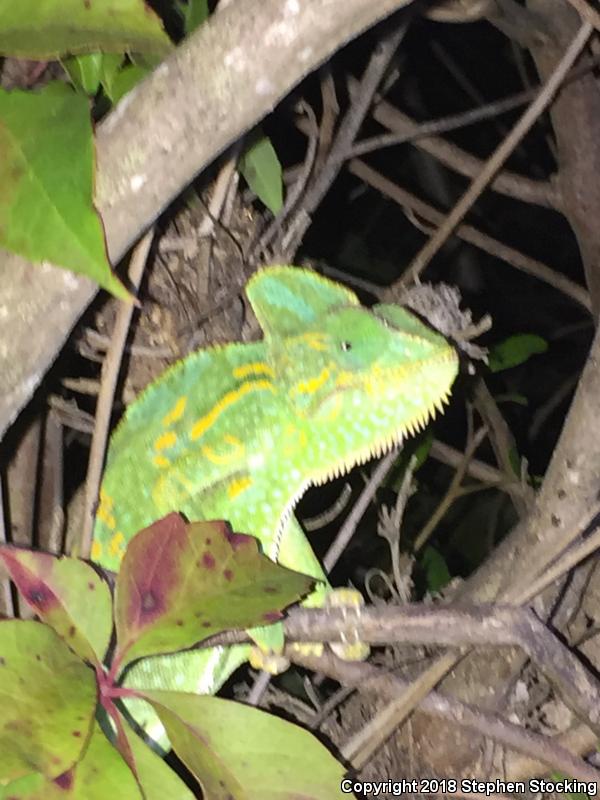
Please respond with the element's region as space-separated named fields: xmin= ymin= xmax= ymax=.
xmin=290 ymin=642 xmax=325 ymax=658
xmin=326 ymin=588 xmax=370 ymax=661
xmin=249 ymin=647 xmax=290 ymax=674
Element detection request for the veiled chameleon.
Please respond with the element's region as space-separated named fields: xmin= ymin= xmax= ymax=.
xmin=92 ymin=266 xmax=458 ymax=743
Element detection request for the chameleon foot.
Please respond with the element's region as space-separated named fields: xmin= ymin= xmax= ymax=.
xmin=249 ymin=647 xmax=290 ymax=674
xmin=326 ymin=588 xmax=370 ymax=661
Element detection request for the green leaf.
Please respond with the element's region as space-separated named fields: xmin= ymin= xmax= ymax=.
xmin=0 ymin=620 xmax=96 ymax=783
xmin=0 ymin=546 xmax=112 ymax=665
xmin=0 ymin=0 xmax=171 ymax=59
xmin=104 ymin=64 xmax=150 ymax=105
xmin=239 ymin=135 xmax=284 ymax=214
xmin=62 ymin=54 xmax=104 ymax=95
xmin=123 ymin=726 xmax=197 ymax=800
xmin=63 ymin=53 xmax=123 ymax=97
xmin=488 ymin=334 xmax=548 ymax=373
xmin=178 ymin=0 xmax=210 ymax=34
xmin=0 ymin=774 xmax=45 ymax=798
xmin=0 ymin=83 xmax=130 ymax=299
xmin=143 ymin=692 xmax=351 ymax=800
xmin=0 ymin=724 xmax=144 ymax=799
xmin=420 ymin=546 xmax=451 ymax=593
xmin=113 ymin=513 xmax=314 ymax=669
xmin=507 ymin=445 xmax=522 ymax=478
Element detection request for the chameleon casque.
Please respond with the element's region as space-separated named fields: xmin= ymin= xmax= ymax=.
xmin=92 ymin=265 xmax=459 ymax=743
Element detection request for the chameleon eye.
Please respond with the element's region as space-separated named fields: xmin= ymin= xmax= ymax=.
xmin=341 ymin=341 xmax=352 ymax=351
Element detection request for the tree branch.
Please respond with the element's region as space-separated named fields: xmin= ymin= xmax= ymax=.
xmin=0 ymin=0 xmax=415 ymax=439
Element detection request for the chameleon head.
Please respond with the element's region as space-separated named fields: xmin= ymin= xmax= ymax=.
xmin=274 ymin=299 xmax=459 ymax=482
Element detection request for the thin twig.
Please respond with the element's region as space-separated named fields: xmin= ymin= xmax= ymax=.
xmin=399 ymin=21 xmax=593 ymax=287
xmin=253 ymin=102 xmax=320 ymax=261
xmin=413 ymin=425 xmax=488 ymax=552
xmin=378 ymin=456 xmax=416 ymax=597
xmin=303 ymin=482 xmax=353 ymax=532
xmin=48 ymin=397 xmax=95 ymax=435
xmin=324 ymin=448 xmax=399 ymax=573
xmin=429 ymin=439 xmax=518 ymax=495
xmin=474 ymin=381 xmax=535 ymax=517
xmin=528 ymin=373 xmax=580 ymax=442
xmin=349 ymin=159 xmax=591 ymax=312
xmin=513 ymin=518 xmax=600 ymax=607
xmin=351 ymin=507 xmax=600 ymax=769
xmin=289 ymin=655 xmax=597 ymax=783
xmin=206 ymin=624 xmax=600 ymax=781
xmin=346 ymin=53 xmax=600 ymax=171
xmin=566 ymin=0 xmax=600 ymax=32
xmin=366 ymin=99 xmax=559 ymax=210
xmin=246 ymin=670 xmax=272 ymax=706
xmin=0 ymin=488 xmax=15 ymax=617
xmin=198 ymin=148 xmax=241 ymax=240
xmin=315 ymin=68 xmax=340 ymax=173
xmin=289 ymin=22 xmax=409 ymax=251
xmin=79 ymin=230 xmax=154 ymax=559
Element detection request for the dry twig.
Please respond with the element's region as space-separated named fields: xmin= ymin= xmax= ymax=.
xmin=78 ymin=231 xmax=154 ymax=559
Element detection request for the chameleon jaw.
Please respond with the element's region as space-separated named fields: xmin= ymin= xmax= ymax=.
xmin=271 ymin=380 xmax=454 ymax=561
xmin=309 ymin=380 xmax=454 ymax=488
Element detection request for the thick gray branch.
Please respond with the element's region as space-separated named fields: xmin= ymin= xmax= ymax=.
xmin=0 ymin=0 xmax=413 ymax=438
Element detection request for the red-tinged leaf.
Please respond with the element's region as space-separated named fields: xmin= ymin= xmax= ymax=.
xmin=0 ymin=1 xmax=171 ymax=60
xmin=0 ymin=620 xmax=96 ymax=783
xmin=0 ymin=82 xmax=130 ymax=299
xmin=0 ymin=723 xmax=144 ymax=799
xmin=0 ymin=545 xmax=112 ymax=665
xmin=143 ymin=691 xmax=351 ymax=800
xmin=113 ymin=513 xmax=313 ymax=669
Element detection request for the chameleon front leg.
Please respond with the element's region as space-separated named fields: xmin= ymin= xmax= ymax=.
xmin=271 ymin=516 xmax=369 ymax=662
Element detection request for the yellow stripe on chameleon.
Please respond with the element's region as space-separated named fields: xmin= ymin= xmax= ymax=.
xmin=91 ymin=540 xmax=103 ymax=561
xmin=202 ymin=435 xmax=245 ymax=465
xmin=97 ymin=490 xmax=116 ymax=530
xmin=190 ymin=380 xmax=275 ymax=441
xmin=98 ymin=488 xmax=114 ymax=511
xmin=232 ymin=362 xmax=274 ymax=380
xmin=154 ymin=430 xmax=178 ymax=451
xmin=162 ymin=396 xmax=187 ymax=427
xmin=109 ymin=531 xmax=126 ymax=557
xmin=227 ymin=476 xmax=253 ymax=499
xmin=292 ymin=367 xmax=330 ymax=396
xmin=300 ymin=332 xmax=328 ymax=351
xmin=153 ymin=455 xmax=171 ymax=468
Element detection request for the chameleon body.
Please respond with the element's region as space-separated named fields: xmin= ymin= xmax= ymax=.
xmin=93 ymin=266 xmax=458 ymax=742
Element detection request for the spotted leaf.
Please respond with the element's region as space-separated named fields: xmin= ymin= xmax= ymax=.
xmin=113 ymin=513 xmax=314 ymax=669
xmin=142 ymin=692 xmax=350 ymax=800
xmin=0 ymin=620 xmax=96 ymax=783
xmin=0 ymin=545 xmax=112 ymax=665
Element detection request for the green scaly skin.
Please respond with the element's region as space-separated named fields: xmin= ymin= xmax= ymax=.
xmin=93 ymin=266 xmax=459 ymax=743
